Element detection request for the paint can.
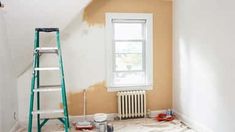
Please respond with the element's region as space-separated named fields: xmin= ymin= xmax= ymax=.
xmin=168 ymin=109 xmax=174 ymax=116
xmin=107 ymin=123 xmax=114 ymax=132
xmin=94 ymin=121 xmax=107 ymax=132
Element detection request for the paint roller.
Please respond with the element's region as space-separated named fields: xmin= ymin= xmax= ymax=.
xmin=75 ymin=89 xmax=93 ymax=130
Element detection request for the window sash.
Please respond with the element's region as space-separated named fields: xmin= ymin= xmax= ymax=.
xmin=113 ymin=21 xmax=145 ymax=41
xmin=114 ymin=54 xmax=144 ymax=72
xmin=111 ymin=21 xmax=146 ymax=86
xmin=112 ymin=19 xmax=146 ymax=23
xmin=113 ymin=41 xmax=146 ymax=72
xmin=114 ymin=39 xmax=145 ymax=42
xmin=114 ymin=40 xmax=144 ymax=54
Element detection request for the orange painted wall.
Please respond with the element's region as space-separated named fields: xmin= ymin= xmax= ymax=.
xmin=67 ymin=0 xmax=172 ymax=115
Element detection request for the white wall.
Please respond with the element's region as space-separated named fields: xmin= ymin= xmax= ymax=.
xmin=0 ymin=10 xmax=18 ymax=132
xmin=174 ymin=0 xmax=235 ymax=131
xmin=17 ymin=12 xmax=106 ymax=122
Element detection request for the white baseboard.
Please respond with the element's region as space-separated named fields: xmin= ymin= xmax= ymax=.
xmin=173 ymin=110 xmax=213 ymax=132
xmin=10 ymin=121 xmax=21 ymax=132
xmin=71 ymin=110 xmax=168 ymax=121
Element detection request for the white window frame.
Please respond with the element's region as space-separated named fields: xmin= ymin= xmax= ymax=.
xmin=106 ymin=13 xmax=153 ymax=92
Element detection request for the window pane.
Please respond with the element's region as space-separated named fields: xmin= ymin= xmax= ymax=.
xmin=113 ymin=72 xmax=146 ymax=86
xmin=115 ymin=53 xmax=143 ymax=71
xmin=114 ymin=23 xmax=143 ymax=40
xmin=115 ymin=41 xmax=143 ymax=53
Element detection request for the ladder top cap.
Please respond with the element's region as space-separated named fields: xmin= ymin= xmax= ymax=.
xmin=35 ymin=28 xmax=59 ymax=32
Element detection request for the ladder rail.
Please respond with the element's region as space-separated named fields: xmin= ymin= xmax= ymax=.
xmin=56 ymin=31 xmax=70 ymax=129
xmin=36 ymin=31 xmax=41 ymax=132
xmin=28 ymin=31 xmax=39 ymax=132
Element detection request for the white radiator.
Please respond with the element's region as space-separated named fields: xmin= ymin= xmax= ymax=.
xmin=117 ymin=90 xmax=146 ymax=119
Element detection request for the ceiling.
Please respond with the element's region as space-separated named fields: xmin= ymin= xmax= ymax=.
xmin=2 ymin=0 xmax=91 ymax=76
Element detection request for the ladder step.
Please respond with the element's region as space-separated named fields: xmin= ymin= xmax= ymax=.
xmin=33 ymin=88 xmax=61 ymax=92
xmin=40 ymin=117 xmax=64 ymax=120
xmin=39 ymin=84 xmax=61 ymax=88
xmin=35 ymin=47 xmax=58 ymax=54
xmin=36 ymin=28 xmax=59 ymax=32
xmin=32 ymin=109 xmax=64 ymax=115
xmin=34 ymin=67 xmax=59 ymax=71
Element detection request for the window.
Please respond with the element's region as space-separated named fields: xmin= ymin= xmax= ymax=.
xmin=106 ymin=13 xmax=153 ymax=91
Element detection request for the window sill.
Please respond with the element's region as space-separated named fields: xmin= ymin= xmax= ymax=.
xmin=107 ymin=84 xmax=153 ymax=92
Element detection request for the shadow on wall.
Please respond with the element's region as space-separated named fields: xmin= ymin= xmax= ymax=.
xmin=61 ymin=81 xmax=118 ymax=116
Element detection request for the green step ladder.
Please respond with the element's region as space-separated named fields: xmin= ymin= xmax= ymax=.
xmin=28 ymin=28 xmax=70 ymax=132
